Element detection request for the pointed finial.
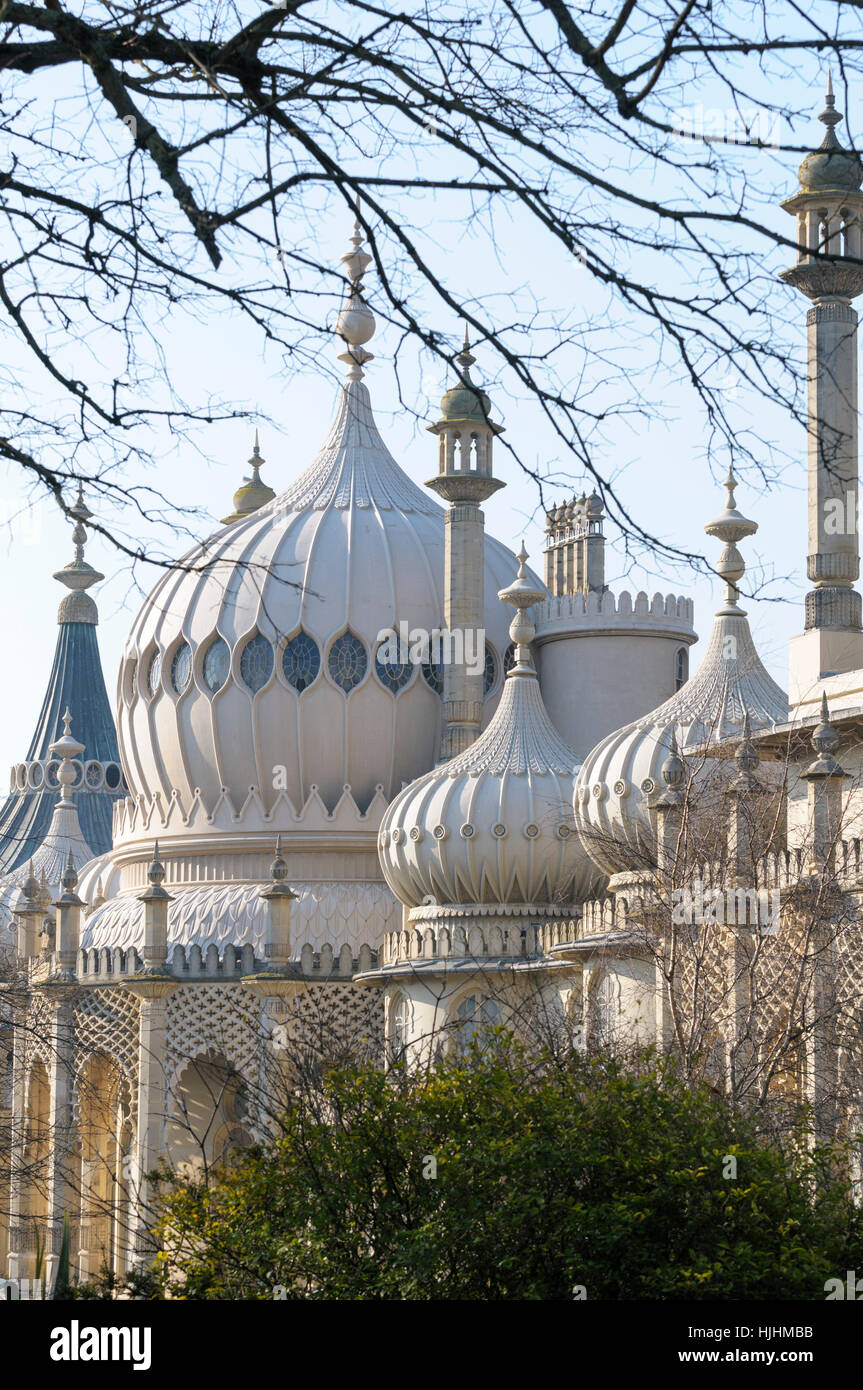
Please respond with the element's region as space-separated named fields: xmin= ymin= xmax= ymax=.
xmin=61 ymin=848 xmax=78 ymax=893
xmin=271 ymin=833 xmax=288 ymax=882
xmin=733 ymin=706 xmax=760 ymax=783
xmin=456 ymin=324 xmax=476 ymax=380
xmin=803 ymin=690 xmax=846 ymax=779
xmin=661 ymin=727 xmax=686 ymax=791
xmin=498 ymin=546 xmax=548 ymax=676
xmin=49 ymin=709 xmax=85 ymax=808
xmin=53 ymin=482 xmax=104 ymax=616
xmin=819 ymin=69 xmax=843 ymax=140
xmin=148 ymin=839 xmax=166 ymax=887
xmin=704 ymin=469 xmax=758 ymax=616
xmin=336 ymin=213 xmax=375 ymax=381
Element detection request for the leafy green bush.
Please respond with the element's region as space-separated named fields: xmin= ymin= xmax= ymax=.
xmin=146 ymin=1044 xmax=863 ymax=1300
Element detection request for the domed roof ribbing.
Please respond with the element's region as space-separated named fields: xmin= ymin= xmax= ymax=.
xmin=574 ymin=470 xmax=788 ymax=876
xmin=116 ymin=222 xmax=529 ymax=828
xmin=378 ymin=547 xmax=603 ymax=907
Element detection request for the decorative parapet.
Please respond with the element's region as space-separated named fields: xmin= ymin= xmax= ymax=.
xmin=533 ymin=589 xmax=695 ymax=640
xmin=112 ymin=779 xmax=390 ymax=849
xmin=73 ymin=938 xmax=378 ymax=983
xmin=383 ymin=903 xmax=578 ymax=966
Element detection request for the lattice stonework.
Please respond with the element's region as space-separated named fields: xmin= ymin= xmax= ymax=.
xmin=72 ymin=987 xmax=140 ymax=1104
xmin=165 ymin=984 xmax=262 ymax=1095
xmin=22 ymin=993 xmax=53 ymax=1075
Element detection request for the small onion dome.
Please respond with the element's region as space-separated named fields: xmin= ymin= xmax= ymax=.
xmin=586 ymin=490 xmax=604 ymax=517
xmin=438 ymin=327 xmax=494 ymax=423
xmin=222 ymin=434 xmax=276 ymax=525
xmin=798 ymin=74 xmax=863 ymax=193
xmin=378 ymin=545 xmax=603 ymax=907
xmin=574 ymin=470 xmax=787 ymax=876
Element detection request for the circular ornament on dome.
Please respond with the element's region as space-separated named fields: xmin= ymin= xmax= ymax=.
xmin=171 ymin=642 xmax=193 ymax=694
xmin=240 ymin=634 xmax=274 ymax=693
xmin=85 ymin=761 xmax=103 ymax=788
xmin=202 ymin=636 xmax=230 ymax=693
xmin=29 ymin=764 xmax=44 ymax=790
xmin=105 ymin=763 xmax=121 ymax=790
xmin=147 ymin=650 xmax=162 ymax=696
xmin=578 ymin=786 xmax=589 ymax=803
xmin=68 ymin=760 xmax=83 ymax=789
xmin=14 ymin=765 xmax=26 ymax=792
xmin=409 ymin=827 xmax=424 ymax=842
xmin=433 ymin=824 xmax=448 ymax=841
xmin=613 ymin=779 xmax=629 ymax=797
xmin=460 ymin=823 xmax=475 ymax=839
xmin=45 ymin=761 xmax=60 ymax=788
xmin=391 ymin=828 xmax=404 ymax=844
xmin=328 ymin=631 xmax=367 ymax=693
xmin=591 ymin=783 xmax=606 ymax=802
xmin=492 ymin=823 xmax=507 ymax=837
xmin=282 ymin=632 xmax=320 ymax=692
xmin=524 ymin=823 xmax=539 ymax=838
xmin=556 ymin=823 xmax=571 ymax=839
xmin=640 ymin=777 xmax=656 ymax=795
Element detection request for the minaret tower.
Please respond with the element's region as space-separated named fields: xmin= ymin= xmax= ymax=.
xmin=427 ymin=330 xmax=505 ymax=758
xmin=783 ymin=76 xmax=863 ymax=707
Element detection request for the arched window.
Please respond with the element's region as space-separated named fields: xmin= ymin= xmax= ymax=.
xmin=282 ymin=632 xmax=320 ymax=692
xmin=674 ymin=646 xmax=688 ymax=692
xmin=483 ymin=642 xmax=498 ymax=696
xmin=328 ymin=631 xmax=367 ymax=693
xmin=593 ymin=973 xmax=616 ymax=1052
xmin=390 ymin=993 xmax=410 ymax=1062
xmin=422 ymin=655 xmax=443 ymax=694
xmin=240 ymin=634 xmax=274 ymax=693
xmin=503 ymin=642 xmax=516 ymax=676
xmin=455 ymin=993 xmax=501 ymax=1053
xmin=170 ymin=642 xmax=192 ymax=694
xmin=202 ymin=636 xmax=230 ymax=693
xmin=374 ymin=642 xmax=415 ymax=694
xmin=146 ymin=650 xmax=162 ymax=697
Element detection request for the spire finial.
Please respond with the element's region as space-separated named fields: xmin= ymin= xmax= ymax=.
xmin=819 ymin=68 xmax=843 ymax=140
xmin=704 ymin=470 xmax=758 ymax=617
xmin=498 ymin=546 xmax=548 ymax=677
xmin=49 ymin=709 xmax=85 ymax=809
xmin=336 ymin=211 xmax=375 ymax=382
xmin=53 ymin=482 xmax=104 ymax=614
xmin=804 ymin=689 xmax=846 ymax=779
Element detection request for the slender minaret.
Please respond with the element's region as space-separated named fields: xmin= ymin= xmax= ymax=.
xmin=427 ymin=330 xmax=504 ymax=758
xmin=783 ymin=77 xmax=863 ymax=705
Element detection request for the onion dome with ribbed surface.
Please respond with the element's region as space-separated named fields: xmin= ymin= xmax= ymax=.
xmin=574 ymin=470 xmax=788 ymax=875
xmin=115 ymin=222 xmax=533 ymax=844
xmin=378 ymin=546 xmax=603 ymax=907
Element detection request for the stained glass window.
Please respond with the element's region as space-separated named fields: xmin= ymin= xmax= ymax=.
xmin=171 ymin=642 xmax=192 ymax=694
xmin=328 ymin=631 xmax=367 ymax=693
xmin=503 ymin=642 xmax=516 ymax=675
xmin=375 ymin=644 xmax=414 ymax=694
xmin=203 ymin=636 xmax=230 ymax=693
xmin=85 ymin=761 xmax=102 ymax=788
xmin=422 ymin=656 xmax=443 ymax=695
xmin=147 ymin=650 xmax=162 ymax=696
xmin=483 ymin=642 xmax=497 ymax=695
xmin=282 ymin=632 xmax=321 ymax=692
xmin=240 ymin=634 xmax=274 ymax=693
xmin=105 ymin=764 xmax=122 ymax=790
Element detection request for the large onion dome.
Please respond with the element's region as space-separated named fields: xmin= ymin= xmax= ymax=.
xmin=574 ymin=470 xmax=787 ymax=875
xmin=116 ymin=222 xmax=528 ymax=836
xmin=378 ymin=547 xmax=603 ymax=907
